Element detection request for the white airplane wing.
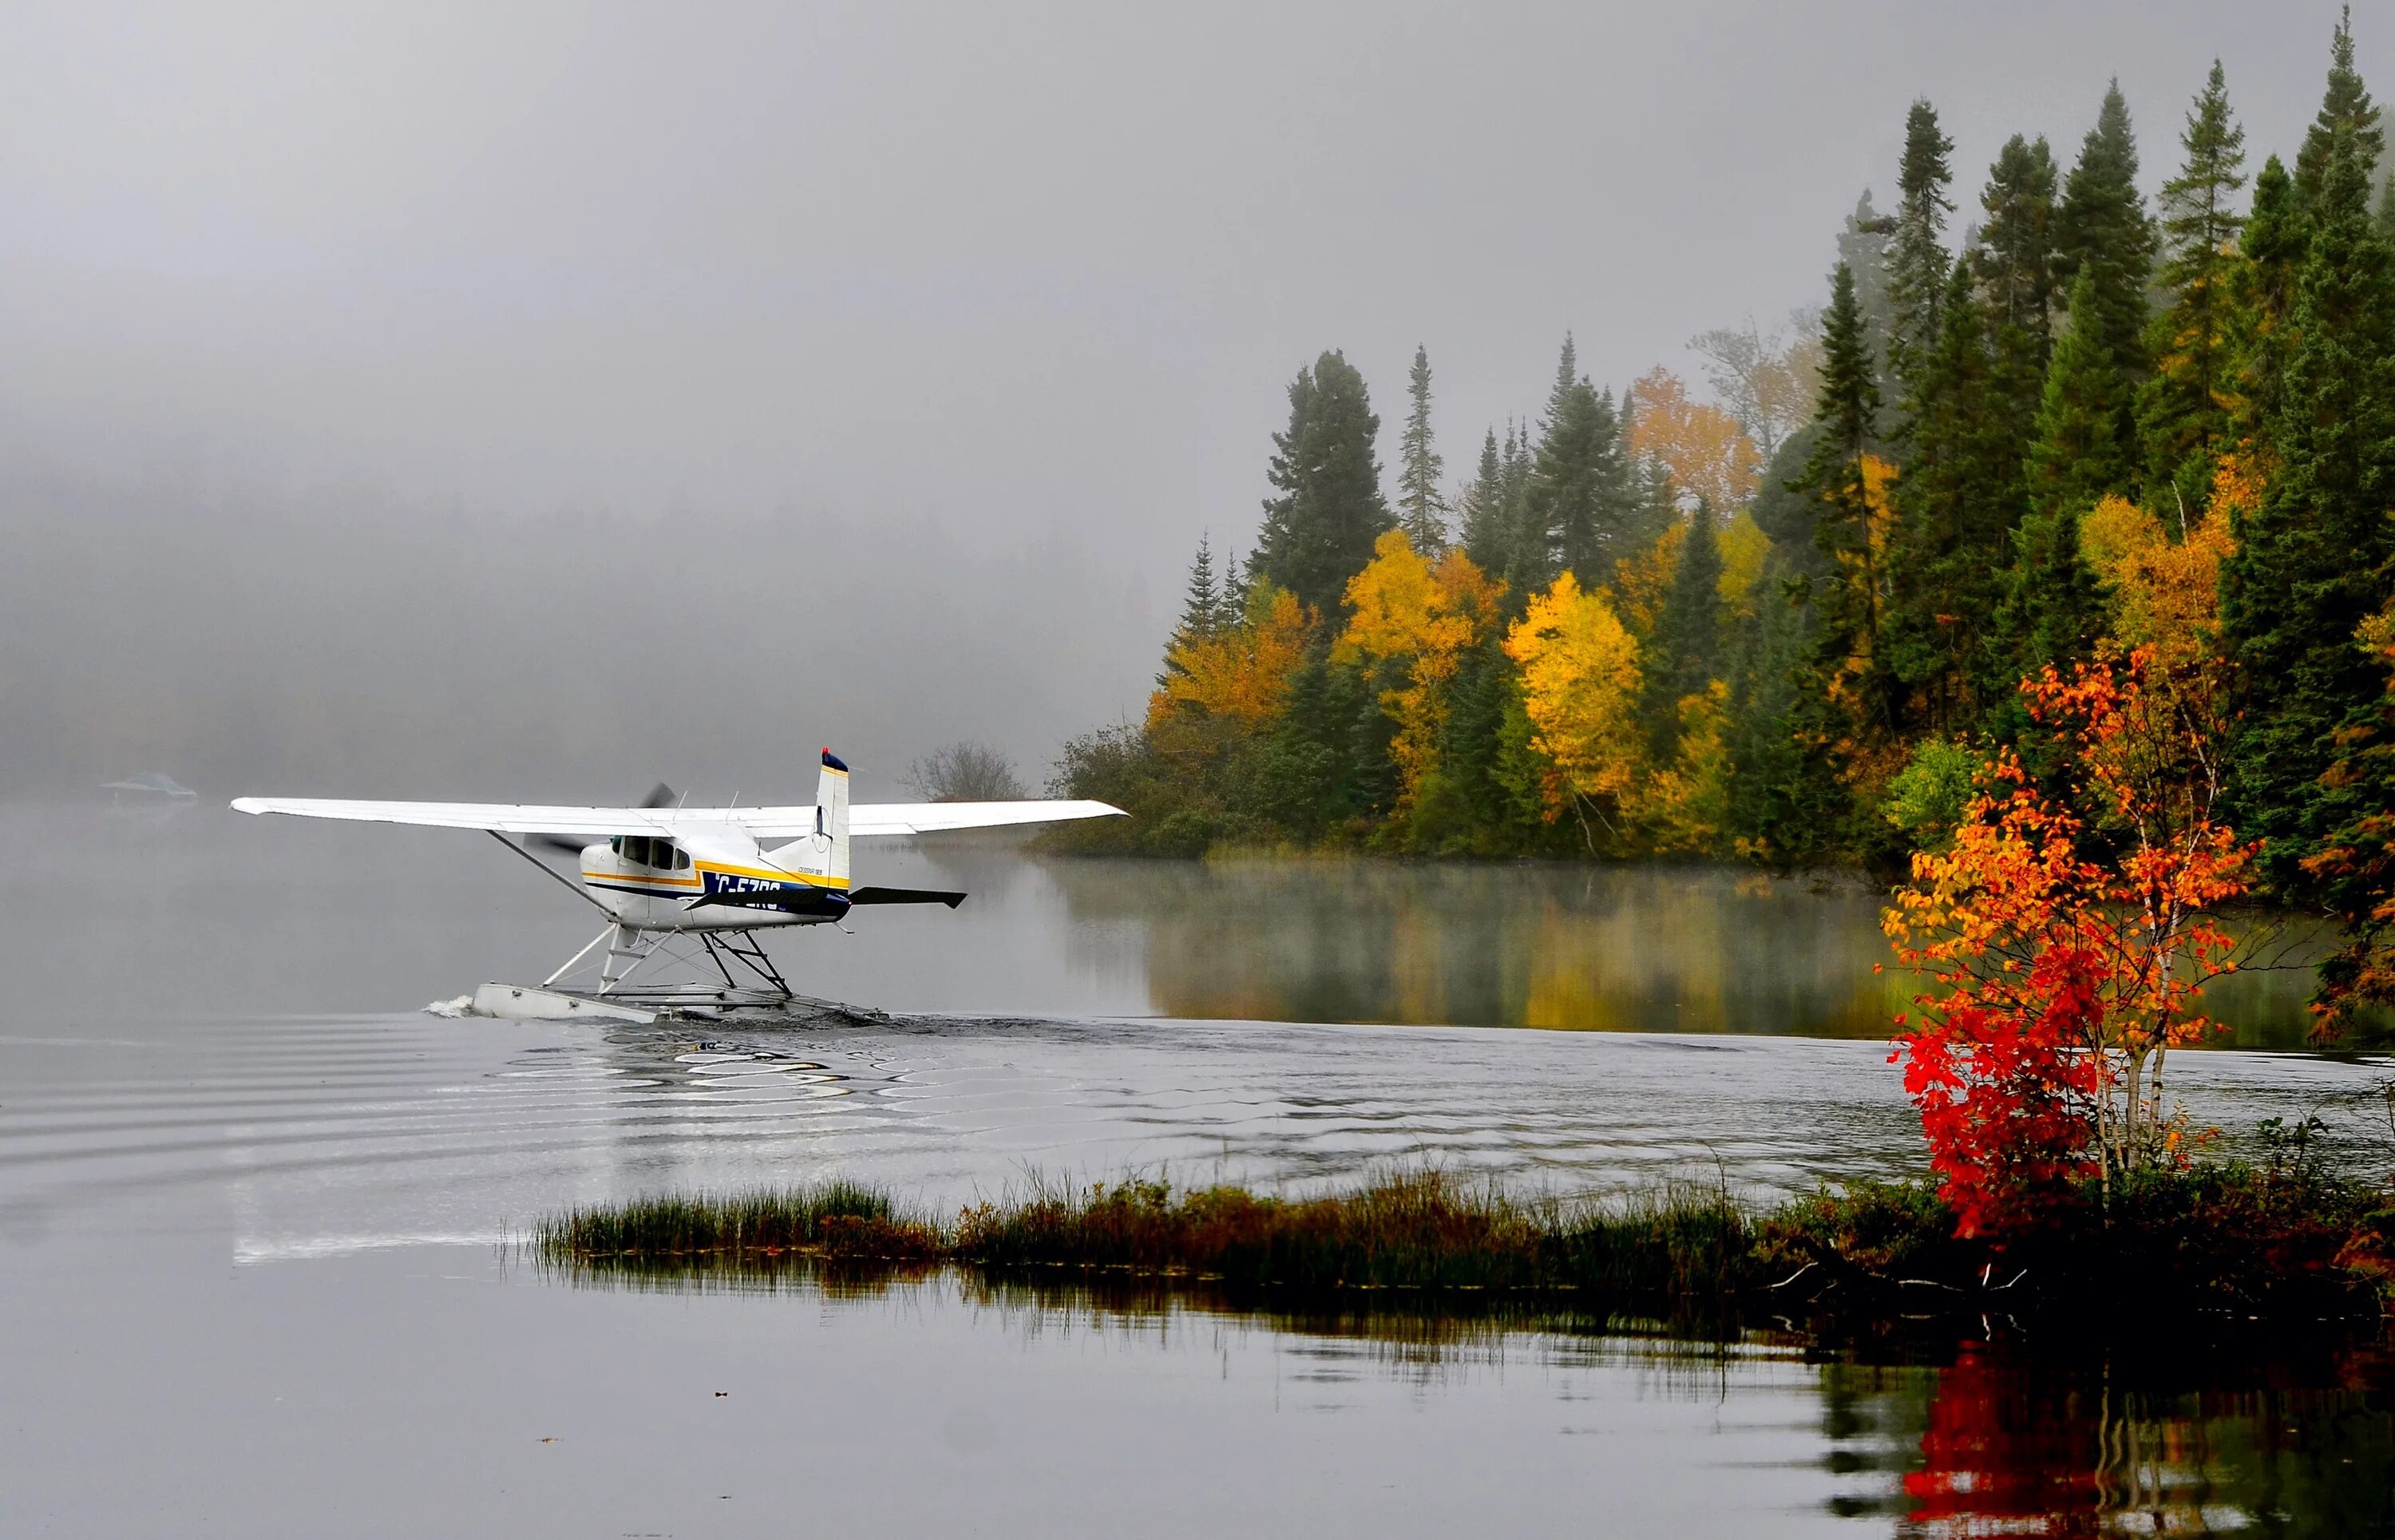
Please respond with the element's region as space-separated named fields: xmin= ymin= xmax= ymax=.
xmin=848 ymin=800 xmax=1126 ymax=836
xmin=228 ymin=796 xmax=1126 ymax=839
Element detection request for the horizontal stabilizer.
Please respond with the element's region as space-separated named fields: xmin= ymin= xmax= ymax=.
xmin=846 ymin=886 xmax=967 ymax=909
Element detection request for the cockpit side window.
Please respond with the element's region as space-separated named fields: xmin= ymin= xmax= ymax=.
xmin=623 ymin=836 xmax=651 ymax=866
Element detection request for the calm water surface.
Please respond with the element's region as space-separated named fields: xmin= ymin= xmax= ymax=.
xmin=4 ymin=802 xmax=2393 ymax=1535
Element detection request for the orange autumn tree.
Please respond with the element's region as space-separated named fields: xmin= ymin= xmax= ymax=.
xmin=1884 ymin=648 xmax=2252 ymax=1235
xmin=1625 ymin=366 xmax=1763 ymax=513
xmin=1150 ymin=581 xmax=1311 ymax=730
xmin=1333 ymin=531 xmax=1502 ymax=816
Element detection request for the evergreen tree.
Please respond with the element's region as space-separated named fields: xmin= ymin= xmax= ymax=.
xmin=2235 ymin=155 xmax=2305 ymax=440
xmin=2294 ymin=6 xmax=2382 ymax=212
xmin=2138 ymin=60 xmax=2248 ymax=505
xmin=1251 ymin=350 xmax=1393 ymax=614
xmin=1459 ymin=426 xmax=1508 ymax=572
xmin=1527 ymin=338 xmax=1638 ymax=584
xmin=1838 ymin=190 xmax=1899 ymax=388
xmin=1885 ymin=260 xmax=2026 ymax=729
xmin=1725 ymin=554 xmax=1851 ymax=867
xmin=1642 ymin=505 xmax=1725 ymax=751
xmin=2055 ymin=81 xmax=2156 ymax=391
xmin=1993 ymin=269 xmax=2122 ymax=691
xmin=2377 ymin=168 xmax=2395 ymax=240
xmin=2025 ymin=270 xmax=2131 ymax=517
xmin=1885 ymin=99 xmax=1958 ymax=392
xmin=1395 ymin=344 xmax=1447 ymax=552
xmin=2223 ymin=128 xmax=2395 ymax=890
xmin=1973 ymin=134 xmax=2060 ymax=362
xmin=1174 ymin=536 xmax=1218 ymax=640
xmin=1793 ymin=263 xmax=1890 ymax=733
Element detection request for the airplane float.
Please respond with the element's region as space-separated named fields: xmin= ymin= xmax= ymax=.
xmin=233 ymin=751 xmax=1124 ymax=1023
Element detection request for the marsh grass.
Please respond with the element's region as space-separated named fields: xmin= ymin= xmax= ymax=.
xmin=535 ymin=1166 xmax=2395 ymax=1328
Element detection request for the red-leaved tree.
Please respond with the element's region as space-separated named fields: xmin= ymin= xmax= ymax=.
xmin=1883 ymin=648 xmax=2253 ymax=1236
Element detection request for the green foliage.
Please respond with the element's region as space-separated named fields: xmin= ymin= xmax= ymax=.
xmin=1641 ymin=506 xmax=1725 ymax=750
xmin=1395 ymin=344 xmax=1447 ymax=552
xmin=1973 ymin=134 xmax=2059 ymax=361
xmin=1881 ymin=737 xmax=1981 ymax=849
xmin=2054 ymin=81 xmax=2156 ymax=392
xmin=2223 ymin=126 xmax=2395 ymax=892
xmin=1526 ymin=338 xmax=1643 ymax=585
xmin=1885 ymin=259 xmax=2032 ymax=730
xmin=2137 ymin=59 xmax=2249 ymax=508
xmin=1252 ymin=350 xmax=1394 ymax=615
xmin=1884 ymin=98 xmax=1957 ymax=391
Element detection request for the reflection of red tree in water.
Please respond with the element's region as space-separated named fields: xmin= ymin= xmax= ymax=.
xmin=1902 ymin=1345 xmax=2213 ymax=1537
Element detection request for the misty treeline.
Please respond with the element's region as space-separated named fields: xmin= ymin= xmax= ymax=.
xmin=1055 ymin=13 xmax=2395 ymax=907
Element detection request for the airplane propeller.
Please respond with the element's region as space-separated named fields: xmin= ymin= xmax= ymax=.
xmin=522 ymin=783 xmax=679 ymax=858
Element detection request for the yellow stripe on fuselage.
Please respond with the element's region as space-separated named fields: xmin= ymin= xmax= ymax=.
xmin=579 ymin=864 xmax=848 ymax=891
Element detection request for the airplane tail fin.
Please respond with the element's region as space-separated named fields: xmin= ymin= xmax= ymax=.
xmin=815 ymin=750 xmax=851 ymax=885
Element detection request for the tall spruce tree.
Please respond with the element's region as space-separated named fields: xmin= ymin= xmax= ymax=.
xmin=2236 ymin=155 xmax=2305 ymax=440
xmin=1395 ymin=344 xmax=1447 ymax=552
xmin=1794 ymin=263 xmax=1890 ymax=732
xmin=1527 ymin=338 xmax=1637 ymax=585
xmin=2222 ymin=127 xmax=2395 ymax=890
xmin=1885 ymin=260 xmax=2025 ymax=730
xmin=1459 ymin=427 xmax=1508 ymax=572
xmin=1839 ymin=190 xmax=1899 ymax=389
xmin=1885 ymin=100 xmax=1958 ymax=394
xmin=1973 ymin=134 xmax=2060 ymax=362
xmin=2055 ymin=81 xmax=2156 ymax=393
xmin=2138 ymin=60 xmax=2249 ymax=506
xmin=2294 ymin=6 xmax=2382 ymax=212
xmin=1251 ymin=350 xmax=1392 ymax=614
xmin=1642 ymin=505 xmax=1725 ymax=752
xmin=2001 ymin=269 xmax=2122 ymax=683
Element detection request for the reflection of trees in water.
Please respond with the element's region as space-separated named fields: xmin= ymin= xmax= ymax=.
xmin=1823 ymin=1340 xmax=2395 ymax=1536
xmin=1034 ymin=859 xmax=2330 ymax=1043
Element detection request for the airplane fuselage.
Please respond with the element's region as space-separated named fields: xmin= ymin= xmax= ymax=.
xmin=579 ymin=828 xmax=847 ymax=932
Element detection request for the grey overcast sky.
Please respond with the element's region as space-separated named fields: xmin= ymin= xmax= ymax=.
xmin=0 ymin=2 xmax=2378 ymax=794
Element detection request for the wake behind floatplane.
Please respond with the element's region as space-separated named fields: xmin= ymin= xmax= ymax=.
xmin=233 ymin=750 xmax=1125 ymax=1023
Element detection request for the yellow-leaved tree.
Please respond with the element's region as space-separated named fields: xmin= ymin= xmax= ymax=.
xmin=1502 ymin=572 xmax=1645 ymax=841
xmin=1149 ymin=581 xmax=1311 ymax=730
xmin=2077 ymin=493 xmax=2235 ymax=670
xmin=1334 ymin=531 xmax=1502 ymax=816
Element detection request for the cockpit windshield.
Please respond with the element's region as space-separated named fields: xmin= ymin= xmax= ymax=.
xmin=608 ymin=835 xmax=689 ymax=870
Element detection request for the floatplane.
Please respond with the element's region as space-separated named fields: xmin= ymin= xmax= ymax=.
xmin=233 ymin=752 xmax=1123 ymax=1024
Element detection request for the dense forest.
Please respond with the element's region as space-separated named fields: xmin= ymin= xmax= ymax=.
xmin=1055 ymin=14 xmax=2395 ymax=905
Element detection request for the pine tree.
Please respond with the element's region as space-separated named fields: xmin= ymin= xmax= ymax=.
xmin=1251 ymin=350 xmax=1393 ymax=614
xmin=1526 ymin=338 xmax=1637 ymax=585
xmin=1178 ymin=536 xmax=1219 ymax=637
xmin=2055 ymin=81 xmax=2156 ymax=391
xmin=1642 ymin=504 xmax=1725 ymax=752
xmin=2137 ymin=60 xmax=2248 ymax=505
xmin=1995 ymin=269 xmax=2123 ymax=689
xmin=1395 ymin=344 xmax=1447 ymax=552
xmin=1459 ymin=426 xmax=1508 ymax=572
xmin=1794 ymin=263 xmax=1890 ymax=732
xmin=2294 ymin=6 xmax=2383 ymax=212
xmin=1885 ymin=260 xmax=2025 ymax=729
xmin=2223 ymin=127 xmax=2395 ymax=890
xmin=2025 ymin=270 xmax=2131 ymax=518
xmin=2235 ymin=156 xmax=2305 ymax=440
xmin=1973 ymin=134 xmax=2060 ymax=362
xmin=1885 ymin=99 xmax=1958 ymax=393
xmin=2377 ymin=168 xmax=2395 ymax=240
xmin=1838 ymin=190 xmax=1899 ymax=388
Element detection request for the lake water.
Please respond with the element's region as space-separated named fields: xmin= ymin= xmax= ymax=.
xmin=5 ymin=801 xmax=2394 ymax=1535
